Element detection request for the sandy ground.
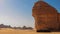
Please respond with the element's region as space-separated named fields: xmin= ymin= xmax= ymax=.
xmin=0 ymin=28 xmax=60 ymax=34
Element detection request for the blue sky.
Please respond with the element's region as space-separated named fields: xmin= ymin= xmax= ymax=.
xmin=0 ymin=0 xmax=60 ymax=28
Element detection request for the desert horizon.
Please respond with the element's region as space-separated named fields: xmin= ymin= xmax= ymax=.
xmin=0 ymin=0 xmax=60 ymax=34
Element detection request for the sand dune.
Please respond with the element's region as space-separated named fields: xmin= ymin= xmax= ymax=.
xmin=0 ymin=28 xmax=60 ymax=34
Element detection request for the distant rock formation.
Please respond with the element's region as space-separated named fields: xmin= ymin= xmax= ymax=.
xmin=12 ymin=26 xmax=33 ymax=30
xmin=32 ymin=1 xmax=60 ymax=32
xmin=0 ymin=24 xmax=33 ymax=30
xmin=22 ymin=26 xmax=33 ymax=30
xmin=0 ymin=24 xmax=11 ymax=28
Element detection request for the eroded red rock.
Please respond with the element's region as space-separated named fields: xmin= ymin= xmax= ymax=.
xmin=32 ymin=1 xmax=60 ymax=31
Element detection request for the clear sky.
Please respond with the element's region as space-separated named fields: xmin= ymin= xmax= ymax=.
xmin=0 ymin=0 xmax=60 ymax=28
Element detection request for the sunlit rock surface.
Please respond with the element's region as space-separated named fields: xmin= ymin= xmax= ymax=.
xmin=32 ymin=1 xmax=60 ymax=32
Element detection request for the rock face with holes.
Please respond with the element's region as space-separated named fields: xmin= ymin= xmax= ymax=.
xmin=32 ymin=1 xmax=60 ymax=32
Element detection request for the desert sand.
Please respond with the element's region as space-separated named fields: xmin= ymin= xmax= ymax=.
xmin=0 ymin=28 xmax=60 ymax=34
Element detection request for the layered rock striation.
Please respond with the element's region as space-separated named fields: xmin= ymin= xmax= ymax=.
xmin=32 ymin=1 xmax=60 ymax=32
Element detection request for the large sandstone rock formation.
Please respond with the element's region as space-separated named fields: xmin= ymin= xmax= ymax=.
xmin=32 ymin=1 xmax=60 ymax=32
